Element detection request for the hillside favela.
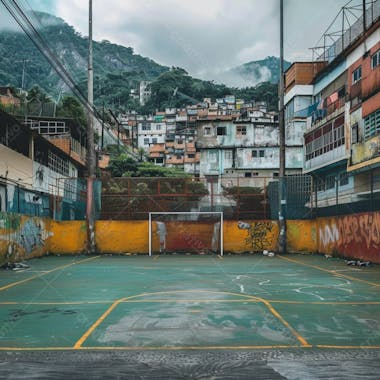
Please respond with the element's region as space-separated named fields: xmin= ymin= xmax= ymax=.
xmin=0 ymin=1 xmax=380 ymax=379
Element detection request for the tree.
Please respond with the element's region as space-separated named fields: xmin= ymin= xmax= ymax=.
xmin=56 ymin=95 xmax=87 ymax=127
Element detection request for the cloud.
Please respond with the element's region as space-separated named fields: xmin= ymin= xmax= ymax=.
xmin=9 ymin=0 xmax=354 ymax=85
xmin=53 ymin=0 xmax=280 ymax=77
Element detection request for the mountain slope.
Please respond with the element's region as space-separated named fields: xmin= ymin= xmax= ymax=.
xmin=0 ymin=12 xmax=281 ymax=112
xmin=0 ymin=12 xmax=168 ymax=107
xmin=215 ymin=56 xmax=291 ymax=87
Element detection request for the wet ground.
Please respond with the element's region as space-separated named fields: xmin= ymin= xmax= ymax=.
xmin=0 ymin=253 xmax=379 ymax=378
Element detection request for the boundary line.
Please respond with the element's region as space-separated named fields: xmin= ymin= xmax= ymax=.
xmin=278 ymin=256 xmax=380 ymax=287
xmin=73 ymin=290 xmax=310 ymax=349
xmin=0 ymin=256 xmax=101 ymax=292
xmin=1 ymin=299 xmax=380 ymax=306
xmin=0 ymin=345 xmax=380 ymax=351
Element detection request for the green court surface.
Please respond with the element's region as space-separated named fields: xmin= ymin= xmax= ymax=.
xmin=0 ymin=254 xmax=379 ymax=351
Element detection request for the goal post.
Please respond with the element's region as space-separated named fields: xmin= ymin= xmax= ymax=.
xmin=148 ymin=212 xmax=223 ymax=256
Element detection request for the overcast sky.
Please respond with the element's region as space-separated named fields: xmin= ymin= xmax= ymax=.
xmin=3 ymin=0 xmax=352 ymax=81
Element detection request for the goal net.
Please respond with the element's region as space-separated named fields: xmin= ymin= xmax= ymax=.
xmin=148 ymin=212 xmax=223 ymax=256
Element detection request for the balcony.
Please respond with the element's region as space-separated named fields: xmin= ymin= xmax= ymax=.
xmin=306 ymin=99 xmax=345 ymax=132
xmin=304 ymin=145 xmax=346 ymax=172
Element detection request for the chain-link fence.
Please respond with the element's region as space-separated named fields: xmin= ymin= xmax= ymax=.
xmin=100 ymin=175 xmax=314 ymax=221
xmin=14 ymin=171 xmax=380 ymax=221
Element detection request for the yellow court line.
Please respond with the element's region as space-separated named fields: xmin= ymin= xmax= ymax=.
xmin=278 ymin=256 xmax=380 ymax=287
xmin=217 ymin=255 xmax=223 ymax=260
xmin=77 ymin=345 xmax=302 ymax=350
xmin=0 ymin=256 xmax=100 ymax=292
xmin=1 ymin=299 xmax=379 ymax=306
xmin=0 ymin=300 xmax=114 ymax=306
xmin=316 ymin=345 xmax=380 ymax=349
xmin=120 ymin=299 xmax=259 ymax=303
xmin=0 ymin=345 xmax=303 ymax=351
xmin=260 ymin=299 xmax=310 ymax=347
xmin=73 ymin=298 xmax=122 ymax=349
xmin=73 ymin=290 xmax=310 ymax=349
xmin=1 ymin=345 xmax=380 ymax=351
xmin=268 ymin=300 xmax=380 ymax=305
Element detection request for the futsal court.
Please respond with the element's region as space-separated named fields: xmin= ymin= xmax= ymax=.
xmin=0 ymin=253 xmax=379 ymax=352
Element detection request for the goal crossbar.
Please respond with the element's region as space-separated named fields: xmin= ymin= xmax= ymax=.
xmin=148 ymin=212 xmax=223 ymax=256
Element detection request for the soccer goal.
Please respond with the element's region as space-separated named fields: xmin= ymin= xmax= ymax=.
xmin=148 ymin=212 xmax=223 ymax=256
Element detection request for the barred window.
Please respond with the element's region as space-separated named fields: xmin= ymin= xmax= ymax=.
xmin=48 ymin=151 xmax=69 ymax=176
xmin=364 ymin=109 xmax=380 ymax=139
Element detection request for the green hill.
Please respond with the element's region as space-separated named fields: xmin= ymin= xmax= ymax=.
xmin=0 ymin=12 xmax=280 ymax=112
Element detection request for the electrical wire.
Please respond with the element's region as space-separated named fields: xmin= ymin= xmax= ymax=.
xmin=0 ymin=0 xmax=103 ymax=126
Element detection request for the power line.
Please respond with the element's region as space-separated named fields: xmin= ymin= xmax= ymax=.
xmin=1 ymin=0 xmax=103 ymax=125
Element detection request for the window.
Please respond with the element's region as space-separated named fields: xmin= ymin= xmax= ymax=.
xmin=156 ymin=158 xmax=164 ymax=163
xmin=142 ymin=123 xmax=151 ymax=131
xmin=352 ymin=66 xmax=362 ymax=84
xmin=305 ymin=120 xmax=345 ymax=161
xmin=225 ymin=150 xmax=233 ymax=159
xmin=259 ymin=150 xmax=265 ymax=158
xmin=325 ymin=175 xmax=336 ymax=190
xmin=217 ymin=127 xmax=226 ymax=135
xmin=252 ymin=150 xmax=257 ymax=158
xmin=273 ymin=172 xmax=279 ymax=178
xmin=48 ymin=151 xmax=69 ymax=176
xmin=351 ymin=123 xmax=359 ymax=144
xmin=152 ymin=138 xmax=158 ymax=144
xmin=236 ymin=126 xmax=247 ymax=136
xmin=143 ymin=138 xmax=149 ymax=145
xmin=156 ymin=124 xmax=161 ymax=130
xmin=209 ymin=151 xmax=217 ymax=162
xmin=339 ymin=172 xmax=349 ymax=186
xmin=316 ymin=177 xmax=325 ymax=191
xmin=371 ymin=49 xmax=380 ymax=69
xmin=188 ymin=153 xmax=195 ymax=158
xmin=364 ymin=109 xmax=380 ymax=139
xmin=244 ymin=172 xmax=252 ymax=178
xmin=204 ymin=127 xmax=211 ymax=135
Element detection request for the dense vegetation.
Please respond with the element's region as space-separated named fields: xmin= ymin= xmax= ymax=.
xmin=141 ymin=68 xmax=279 ymax=113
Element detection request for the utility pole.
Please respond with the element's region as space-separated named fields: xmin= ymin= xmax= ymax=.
xmin=101 ymin=102 xmax=105 ymax=150
xmin=278 ymin=0 xmax=287 ymax=254
xmin=109 ymin=109 xmax=121 ymax=152
xmin=86 ymin=0 xmax=96 ymax=254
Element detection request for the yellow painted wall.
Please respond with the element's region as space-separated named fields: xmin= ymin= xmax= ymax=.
xmin=0 ymin=216 xmax=332 ymax=260
xmin=224 ymin=220 xmax=279 ymax=252
xmin=95 ymin=221 xmax=148 ymax=253
xmin=49 ymin=221 xmax=87 ymax=254
xmin=287 ymin=220 xmax=317 ymax=253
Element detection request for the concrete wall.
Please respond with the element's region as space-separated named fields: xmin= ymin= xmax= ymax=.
xmin=0 ymin=213 xmax=52 ymax=265
xmin=1 ymin=212 xmax=380 ymax=264
xmin=316 ymin=212 xmax=380 ymax=263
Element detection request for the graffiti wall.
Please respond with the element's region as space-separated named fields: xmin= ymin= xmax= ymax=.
xmin=1 ymin=213 xmax=378 ymax=262
xmin=0 ymin=213 xmax=52 ymax=265
xmin=317 ymin=212 xmax=380 ymax=263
